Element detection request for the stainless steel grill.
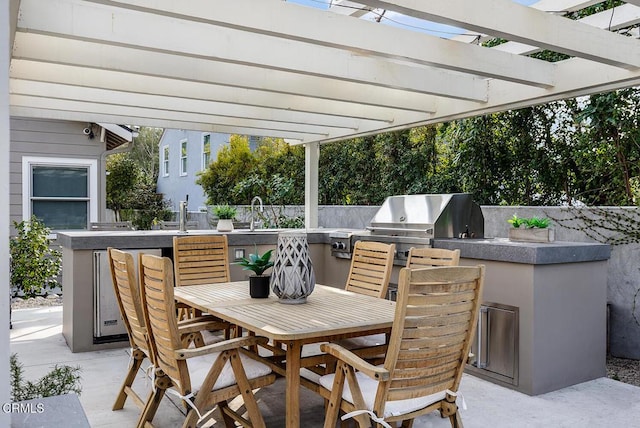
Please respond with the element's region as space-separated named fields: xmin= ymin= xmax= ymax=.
xmin=330 ymin=193 xmax=484 ymax=265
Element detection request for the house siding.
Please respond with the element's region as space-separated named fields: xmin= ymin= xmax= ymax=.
xmin=156 ymin=129 xmax=229 ymax=211
xmin=9 ymin=118 xmax=107 ymax=231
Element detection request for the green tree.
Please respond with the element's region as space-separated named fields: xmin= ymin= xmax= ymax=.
xmin=106 ymin=127 xmax=172 ymax=229
xmin=319 ymin=136 xmax=382 ymax=204
xmin=123 ymin=181 xmax=173 ymax=230
xmin=106 ymin=153 xmax=139 ymax=221
xmin=574 ymin=89 xmax=640 ymax=205
xmin=197 ymin=135 xmax=256 ymax=204
xmin=129 ymin=127 xmax=163 ymax=183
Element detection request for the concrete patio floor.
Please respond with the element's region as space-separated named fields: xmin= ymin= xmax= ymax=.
xmin=10 ymin=305 xmax=640 ymax=428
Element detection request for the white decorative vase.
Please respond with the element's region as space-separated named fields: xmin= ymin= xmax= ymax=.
xmin=216 ymin=219 xmax=234 ymax=232
xmin=271 ymin=231 xmax=315 ymax=304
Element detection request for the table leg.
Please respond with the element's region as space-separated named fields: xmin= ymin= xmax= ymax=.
xmin=286 ymin=340 xmax=302 ymax=428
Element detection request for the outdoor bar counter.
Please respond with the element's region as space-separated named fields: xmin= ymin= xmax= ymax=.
xmin=57 ymin=230 xmax=610 ymax=396
xmin=436 ymin=238 xmax=611 ymax=395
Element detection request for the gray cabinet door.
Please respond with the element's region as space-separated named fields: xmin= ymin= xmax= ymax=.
xmin=468 ymin=302 xmax=519 ymax=386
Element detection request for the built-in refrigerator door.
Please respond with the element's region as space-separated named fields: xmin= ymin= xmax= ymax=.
xmin=467 ymin=302 xmax=519 ymax=386
xmin=93 ymin=249 xmax=161 ymax=342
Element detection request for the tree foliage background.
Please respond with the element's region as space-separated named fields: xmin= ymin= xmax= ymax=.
xmin=197 ymin=87 xmax=640 ymax=208
xmin=106 ymin=127 xmax=172 ymax=229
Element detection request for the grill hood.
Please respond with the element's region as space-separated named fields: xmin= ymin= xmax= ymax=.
xmin=366 ymin=193 xmax=484 ymax=239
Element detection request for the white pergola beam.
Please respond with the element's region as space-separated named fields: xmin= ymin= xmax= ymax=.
xmin=10 ymin=95 xmax=332 ymax=140
xmin=494 ymin=4 xmax=640 ymax=56
xmin=310 ymin=56 xmax=640 ymax=144
xmin=531 ymin=1 xmax=601 ymax=13
xmin=10 ymin=60 xmax=421 ymax=124
xmin=18 ymin=0 xmax=488 ymax=102
xmin=12 ymin=32 xmax=439 ymax=114
xmin=9 ymin=106 xmax=308 ymax=141
xmin=359 ymin=0 xmax=640 ymax=69
xmin=90 ymin=0 xmax=556 ymax=88
xmin=10 ymin=79 xmax=392 ymax=132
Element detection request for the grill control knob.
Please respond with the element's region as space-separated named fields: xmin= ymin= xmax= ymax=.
xmin=332 ymin=242 xmax=346 ymax=250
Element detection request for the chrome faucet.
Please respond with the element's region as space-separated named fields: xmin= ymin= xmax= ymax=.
xmin=250 ymin=196 xmax=264 ymax=232
xmin=179 ymin=195 xmax=189 ymax=233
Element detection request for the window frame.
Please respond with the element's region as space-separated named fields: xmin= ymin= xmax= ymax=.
xmin=202 ymin=133 xmax=211 ymax=171
xmin=21 ymin=156 xmax=98 ymax=229
xmin=180 ymin=139 xmax=188 ymax=176
xmin=162 ymin=145 xmax=170 ymax=177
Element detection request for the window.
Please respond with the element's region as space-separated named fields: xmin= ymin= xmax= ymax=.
xmin=180 ymin=140 xmax=188 ymax=176
xmin=162 ymin=145 xmax=169 ymax=176
xmin=22 ymin=157 xmax=98 ymax=230
xmin=202 ymin=133 xmax=211 ymax=170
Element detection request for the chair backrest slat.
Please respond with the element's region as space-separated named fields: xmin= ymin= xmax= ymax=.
xmin=139 ymin=253 xmax=190 ymax=393
xmin=345 ymin=241 xmax=395 ymax=299
xmin=108 ymin=248 xmax=148 ymax=354
xmin=405 ymin=248 xmax=460 ymax=269
xmin=173 ymin=235 xmax=230 ymax=287
xmin=379 ymin=265 xmax=484 ymax=407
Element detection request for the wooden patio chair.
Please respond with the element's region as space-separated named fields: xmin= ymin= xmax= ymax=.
xmin=406 ymin=247 xmax=460 ymax=269
xmin=302 ymin=241 xmax=396 ymax=374
xmin=107 ymin=248 xmax=227 ymax=414
xmin=137 ymin=253 xmax=276 ymax=428
xmin=335 ymin=241 xmax=396 ymax=357
xmin=319 ymin=265 xmax=485 ymax=428
xmin=173 ymin=235 xmax=232 ymax=337
xmin=173 ymin=234 xmax=230 ymax=286
xmin=345 ymin=240 xmax=396 ymax=299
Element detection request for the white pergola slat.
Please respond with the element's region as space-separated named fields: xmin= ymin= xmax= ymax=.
xmin=94 ymin=0 xmax=556 ymax=88
xmin=359 ymin=0 xmax=640 ymax=69
xmin=5 ymin=0 xmax=640 ymax=228
xmin=19 ymin=0 xmax=489 ymax=101
xmin=493 ymin=4 xmax=640 ymax=56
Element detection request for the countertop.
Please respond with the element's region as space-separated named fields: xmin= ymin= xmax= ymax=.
xmin=56 ymin=229 xmax=611 ymax=265
xmin=434 ymin=238 xmax=610 ymax=265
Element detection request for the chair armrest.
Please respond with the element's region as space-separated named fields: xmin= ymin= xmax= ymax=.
xmin=321 ymin=343 xmax=389 ymax=381
xmin=175 ymin=336 xmax=269 ymax=359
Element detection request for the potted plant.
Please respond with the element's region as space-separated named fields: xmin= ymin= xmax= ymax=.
xmin=508 ymin=215 xmax=554 ymax=243
xmin=236 ymin=249 xmax=274 ymax=298
xmin=213 ymin=205 xmax=237 ymax=232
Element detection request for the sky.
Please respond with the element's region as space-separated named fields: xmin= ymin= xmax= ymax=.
xmin=287 ymin=0 xmax=540 ymax=38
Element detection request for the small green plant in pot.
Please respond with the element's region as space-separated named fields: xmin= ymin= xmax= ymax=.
xmin=236 ymin=249 xmax=274 ymax=298
xmin=507 ymin=215 xmax=554 ymax=242
xmin=213 ymin=205 xmax=237 ymax=232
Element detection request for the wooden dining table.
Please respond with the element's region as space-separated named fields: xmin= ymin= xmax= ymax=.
xmin=173 ymin=281 xmax=395 ymax=428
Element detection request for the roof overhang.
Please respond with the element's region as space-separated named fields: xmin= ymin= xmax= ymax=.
xmin=8 ymin=0 xmax=640 ymax=145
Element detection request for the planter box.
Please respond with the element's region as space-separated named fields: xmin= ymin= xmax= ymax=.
xmin=508 ymin=227 xmax=555 ymax=243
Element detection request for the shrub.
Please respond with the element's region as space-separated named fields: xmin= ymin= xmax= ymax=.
xmin=10 ymin=216 xmax=61 ymax=297
xmin=10 ymin=354 xmax=82 ymax=402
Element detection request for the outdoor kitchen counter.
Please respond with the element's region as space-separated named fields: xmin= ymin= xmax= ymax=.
xmin=434 ymin=237 xmax=611 ymax=397
xmin=56 ymin=228 xmax=332 ymax=250
xmin=434 ymin=237 xmax=611 ymax=264
xmin=59 ymin=228 xmax=612 ymax=398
